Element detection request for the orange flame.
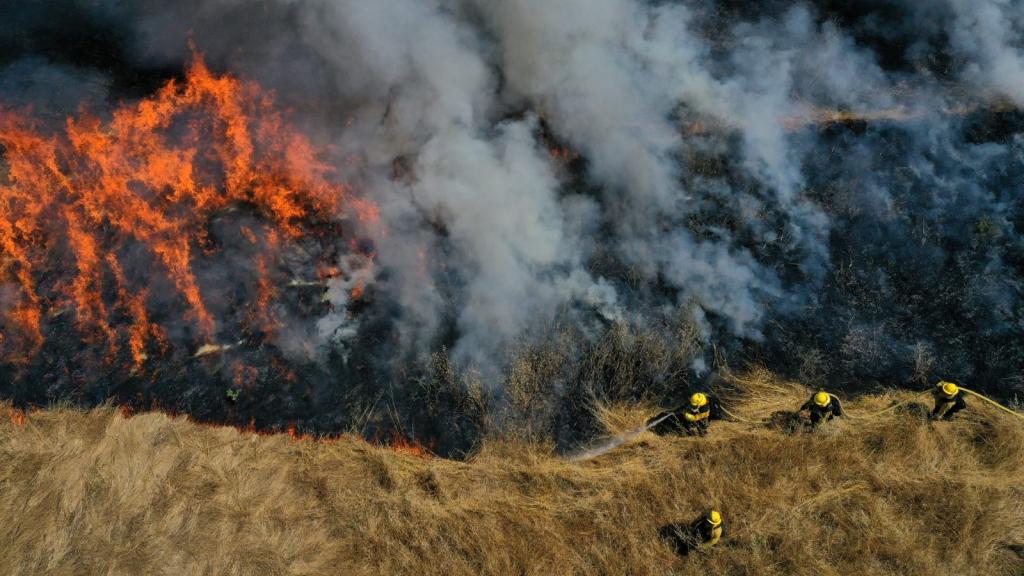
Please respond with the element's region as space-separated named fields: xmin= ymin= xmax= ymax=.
xmin=0 ymin=50 xmax=376 ymax=365
xmin=350 ymin=282 xmax=365 ymax=301
xmin=389 ymin=434 xmax=432 ymax=457
xmin=548 ymin=145 xmax=580 ymax=163
xmin=9 ymin=409 xmax=26 ymax=427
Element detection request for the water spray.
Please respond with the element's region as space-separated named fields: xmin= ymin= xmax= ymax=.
xmin=568 ymin=412 xmax=675 ymax=462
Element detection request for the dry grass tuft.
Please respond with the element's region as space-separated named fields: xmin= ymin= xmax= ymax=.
xmin=1 ymin=370 xmax=1022 ymax=575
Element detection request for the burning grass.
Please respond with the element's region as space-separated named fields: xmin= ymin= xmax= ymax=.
xmin=0 ymin=50 xmax=378 ymax=367
xmin=1 ymin=370 xmax=1021 ymax=575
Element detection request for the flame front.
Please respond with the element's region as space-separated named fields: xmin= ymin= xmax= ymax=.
xmin=0 ymin=52 xmax=377 ymax=367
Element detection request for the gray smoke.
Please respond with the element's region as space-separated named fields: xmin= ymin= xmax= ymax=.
xmin=108 ymin=0 xmax=734 ymax=372
xmin=949 ymin=0 xmax=1024 ymax=105
xmin=3 ymin=0 xmax=1024 ymax=406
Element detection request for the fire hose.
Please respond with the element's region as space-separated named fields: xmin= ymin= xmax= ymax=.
xmin=718 ymin=406 xmax=765 ymax=425
xmin=848 ymin=390 xmax=931 ymax=421
xmin=572 ymin=387 xmax=1023 ymax=462
xmin=961 ymin=387 xmax=1024 ymax=421
xmin=848 ymin=387 xmax=1024 ymax=422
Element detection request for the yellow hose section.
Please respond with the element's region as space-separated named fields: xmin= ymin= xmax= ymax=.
xmin=720 ymin=388 xmax=1022 ymax=424
xmin=718 ymin=406 xmax=766 ymax=425
xmin=849 ymin=390 xmax=931 ymax=421
xmin=579 ymin=388 xmax=1021 ymax=461
xmin=960 ymin=388 xmax=1024 ymax=421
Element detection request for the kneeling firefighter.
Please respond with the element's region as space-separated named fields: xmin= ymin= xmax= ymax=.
xmin=799 ymin=391 xmax=843 ymax=428
xmin=647 ymin=392 xmax=722 ymax=436
xmin=930 ymin=381 xmax=967 ymax=421
xmin=660 ymin=510 xmax=725 ymax=556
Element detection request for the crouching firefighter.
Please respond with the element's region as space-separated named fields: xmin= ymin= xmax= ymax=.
xmin=799 ymin=391 xmax=843 ymax=428
xmin=646 ymin=392 xmax=721 ymax=436
xmin=692 ymin=509 xmax=724 ymax=549
xmin=930 ymin=381 xmax=967 ymax=421
xmin=660 ymin=510 xmax=725 ymax=556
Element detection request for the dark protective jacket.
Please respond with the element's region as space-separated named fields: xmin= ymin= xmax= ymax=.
xmin=800 ymin=394 xmax=843 ymax=426
xmin=647 ymin=396 xmax=722 ymax=436
xmin=691 ymin=516 xmax=724 ymax=548
xmin=659 ymin=515 xmax=726 ymax=556
xmin=931 ymin=389 xmax=967 ymax=420
xmin=681 ymin=402 xmax=712 ymax=434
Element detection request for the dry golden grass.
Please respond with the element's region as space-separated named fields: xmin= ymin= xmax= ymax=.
xmin=1 ymin=370 xmax=1022 ymax=576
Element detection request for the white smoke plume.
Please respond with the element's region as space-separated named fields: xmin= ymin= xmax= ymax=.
xmin=3 ymin=0 xmax=1024 ymax=402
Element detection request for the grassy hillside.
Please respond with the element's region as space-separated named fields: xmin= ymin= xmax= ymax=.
xmin=1 ymin=371 xmax=1022 ymax=576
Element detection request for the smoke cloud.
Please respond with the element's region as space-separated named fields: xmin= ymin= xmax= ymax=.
xmin=2 ymin=0 xmax=1023 ymax=440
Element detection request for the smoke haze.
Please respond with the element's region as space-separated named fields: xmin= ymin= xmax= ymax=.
xmin=2 ymin=0 xmax=1023 ymax=446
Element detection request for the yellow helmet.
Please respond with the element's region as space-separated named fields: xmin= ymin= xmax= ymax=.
xmin=707 ymin=510 xmax=722 ymax=527
xmin=813 ymin=392 xmax=831 ymax=407
xmin=690 ymin=392 xmax=708 ymax=408
xmin=940 ymin=381 xmax=959 ymax=398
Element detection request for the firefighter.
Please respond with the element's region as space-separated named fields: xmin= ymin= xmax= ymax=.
xmin=647 ymin=392 xmax=721 ymax=436
xmin=660 ymin=510 xmax=725 ymax=556
xmin=930 ymin=381 xmax=967 ymax=421
xmin=693 ymin=509 xmax=724 ymax=549
xmin=799 ymin=391 xmax=843 ymax=428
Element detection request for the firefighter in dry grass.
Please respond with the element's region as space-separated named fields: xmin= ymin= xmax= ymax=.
xmin=799 ymin=391 xmax=843 ymax=428
xmin=692 ymin=509 xmax=724 ymax=549
xmin=930 ymin=381 xmax=967 ymax=421
xmin=647 ymin=392 xmax=721 ymax=436
xmin=660 ymin=510 xmax=725 ymax=556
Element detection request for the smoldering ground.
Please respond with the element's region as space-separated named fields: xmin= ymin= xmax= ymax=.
xmin=1 ymin=0 xmax=1022 ymax=454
